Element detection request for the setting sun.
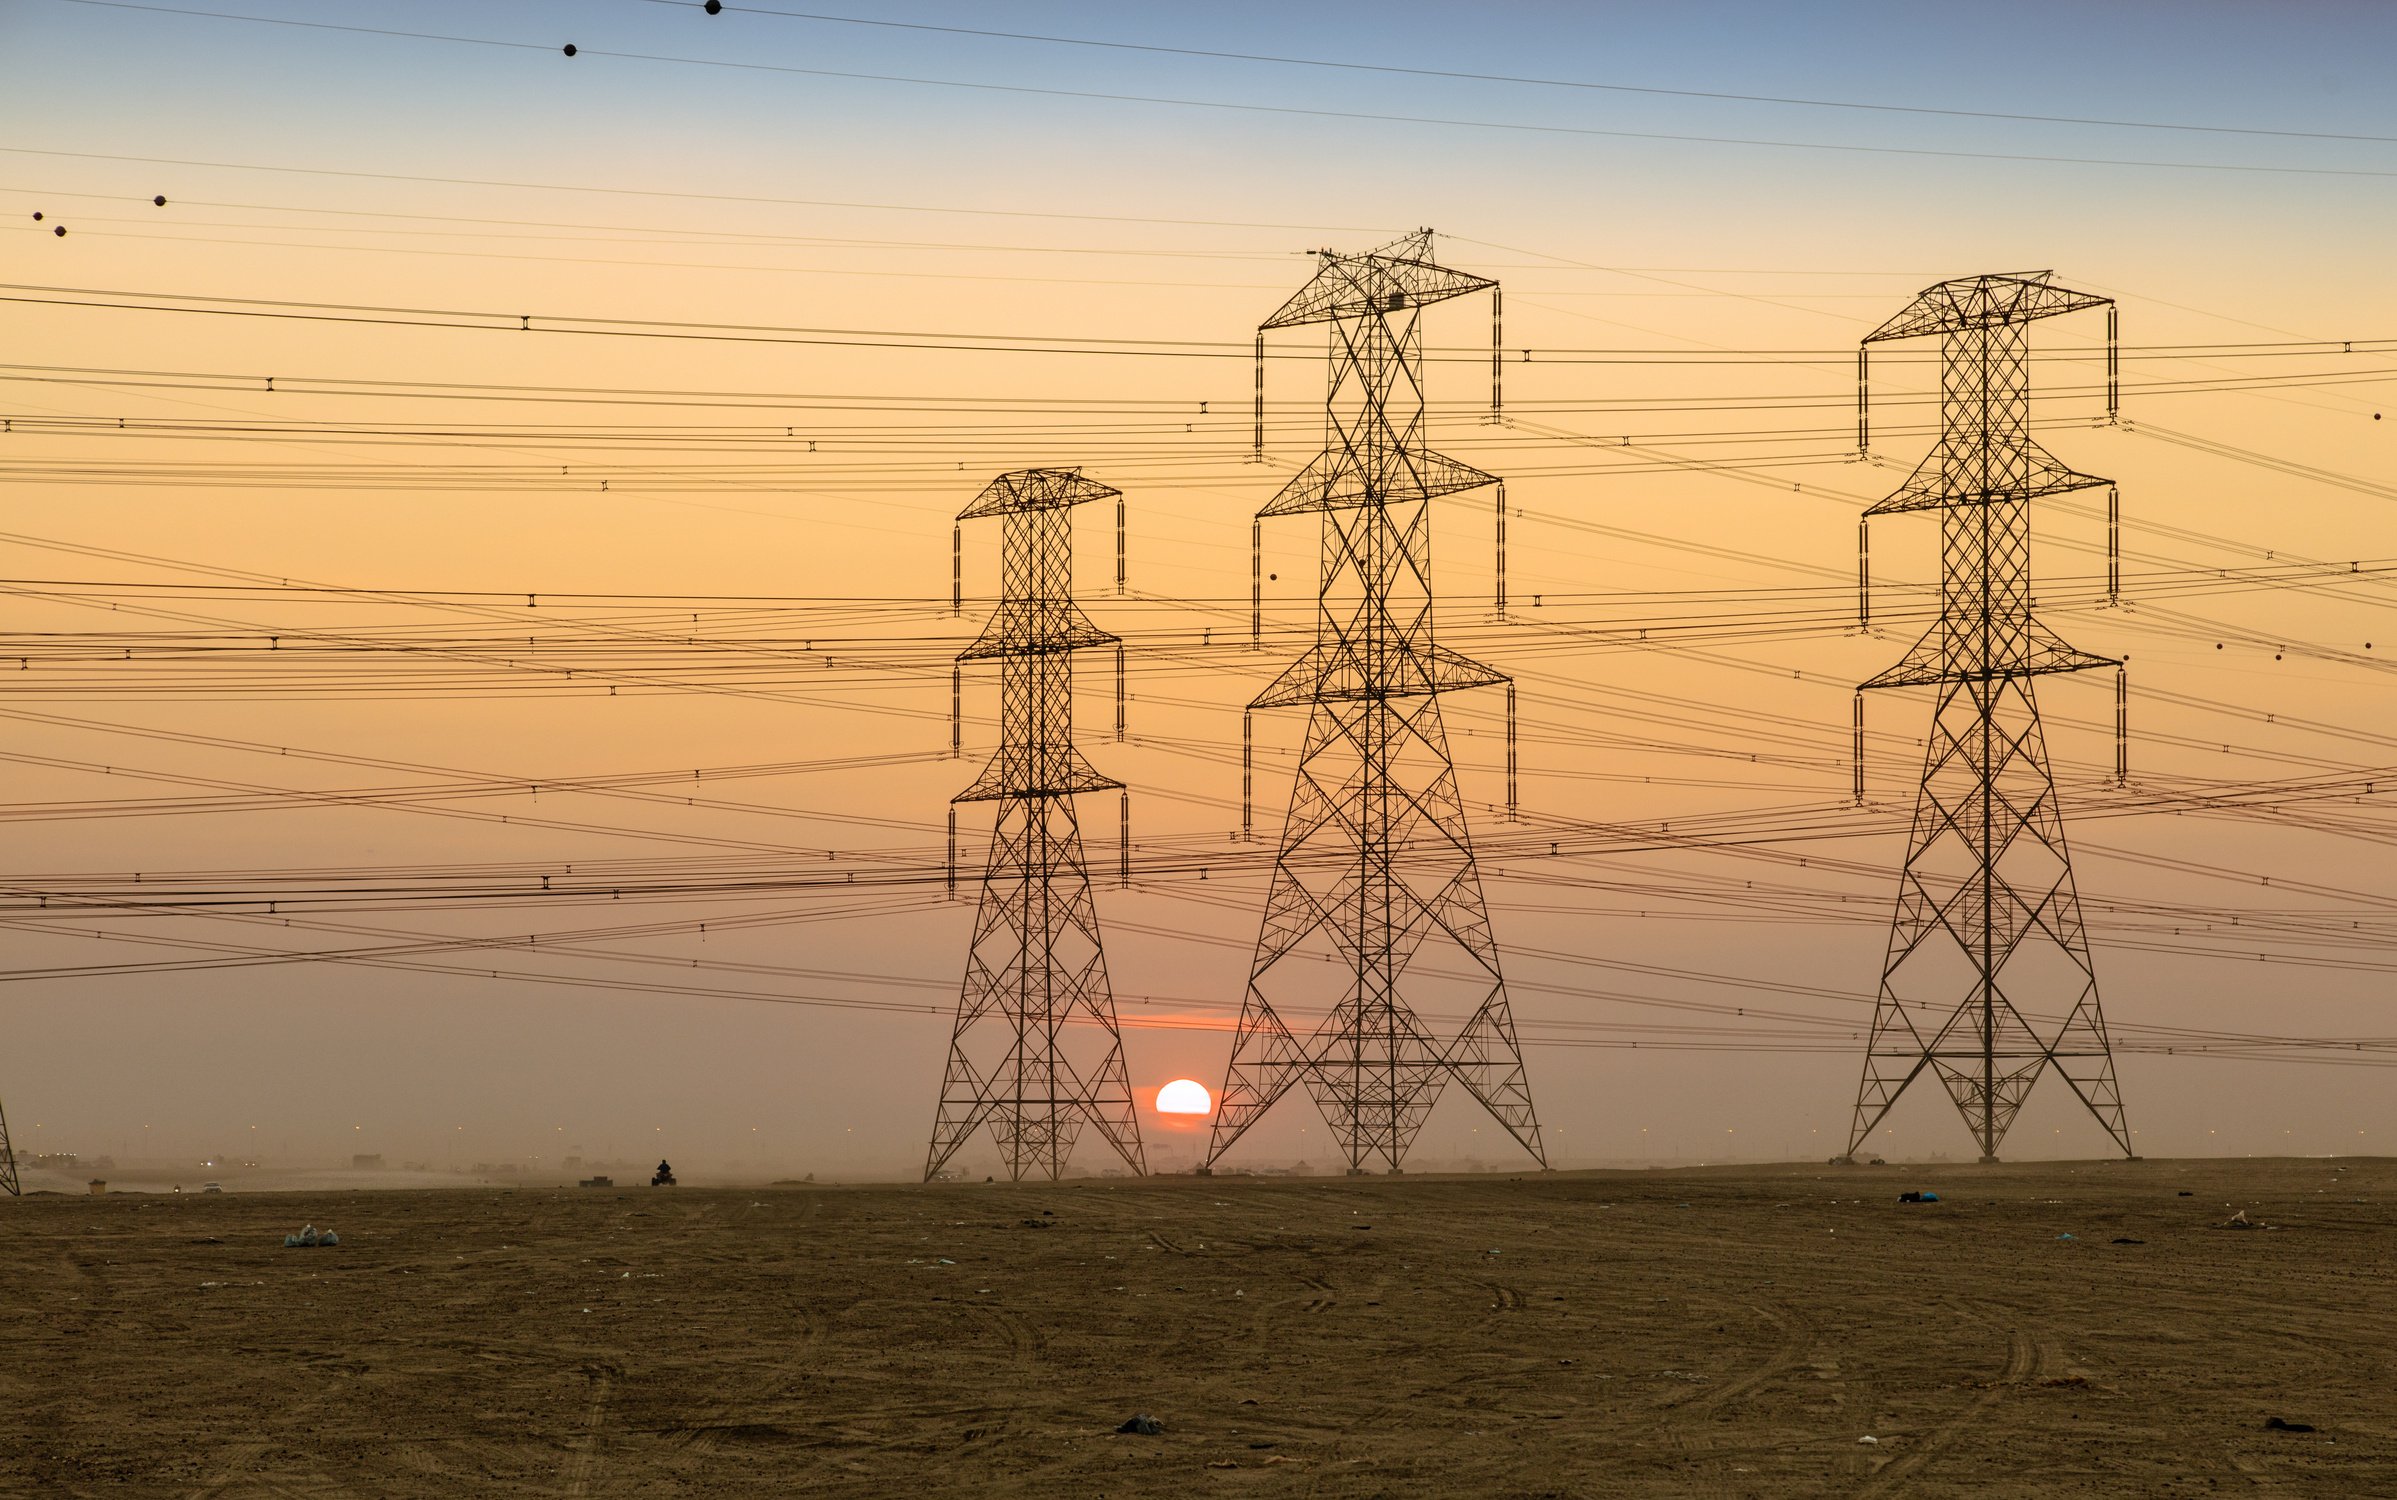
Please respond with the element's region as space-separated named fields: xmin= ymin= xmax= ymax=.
xmin=1155 ymin=1080 xmax=1213 ymax=1116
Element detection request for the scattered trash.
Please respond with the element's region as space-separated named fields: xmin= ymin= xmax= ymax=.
xmin=2264 ymin=1417 xmax=2316 ymax=1433
xmin=2177 ymin=1190 xmax=2194 ymax=1197
xmin=1117 ymin=1414 xmax=1163 ymax=1436
xmin=1897 ymin=1191 xmax=1941 ymax=1204
xmin=1206 ymin=1459 xmax=1239 ymax=1469
xmin=2111 ymin=1237 xmax=2146 ymax=1245
xmin=2219 ymin=1210 xmax=2260 ymax=1230
xmin=937 ymin=1258 xmax=956 ymax=1266
xmin=2055 ymin=1233 xmax=2076 ymax=1241
xmin=282 ymin=1224 xmax=340 ymax=1248
xmin=1859 ymin=1435 xmax=1879 ymax=1445
xmin=1021 ymin=1219 xmax=1053 ymax=1230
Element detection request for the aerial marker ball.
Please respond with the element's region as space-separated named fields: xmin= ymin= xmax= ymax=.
xmin=562 ymin=42 xmax=578 ymax=56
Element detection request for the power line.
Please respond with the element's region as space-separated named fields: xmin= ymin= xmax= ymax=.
xmin=668 ymin=1 xmax=2397 ymax=148
xmin=52 ymin=1 xmax=2397 ymax=181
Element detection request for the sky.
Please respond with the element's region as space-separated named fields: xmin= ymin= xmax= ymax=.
xmin=2 ymin=0 xmax=2395 ymax=1181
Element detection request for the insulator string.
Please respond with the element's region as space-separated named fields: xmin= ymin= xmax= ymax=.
xmin=1251 ymin=520 xmax=1263 ymax=648
xmin=1505 ymin=680 xmax=1519 ymax=821
xmin=1252 ymin=332 xmax=1265 ymax=459
xmin=1852 ymin=691 xmax=1865 ymax=806
xmin=1857 ymin=345 xmax=1870 ymax=455
xmin=2106 ymin=303 xmax=2120 ymax=420
xmin=1241 ymin=710 xmax=1253 ymax=842
xmin=1491 ymin=285 xmax=1503 ymax=420
xmin=2116 ymin=665 xmax=2129 ymax=787
xmin=2107 ymin=485 xmax=2121 ymax=605
xmin=1858 ymin=517 xmax=1871 ymax=627
xmin=1494 ymin=481 xmax=1508 ymax=616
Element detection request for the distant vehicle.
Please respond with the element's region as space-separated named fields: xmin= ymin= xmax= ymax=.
xmin=202 ymin=1182 xmax=223 ymax=1194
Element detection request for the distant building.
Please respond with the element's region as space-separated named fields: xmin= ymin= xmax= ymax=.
xmin=351 ymin=1154 xmax=386 ymax=1171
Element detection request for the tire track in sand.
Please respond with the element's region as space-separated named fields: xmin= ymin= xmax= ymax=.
xmin=559 ymin=1363 xmax=617 ymax=1499
xmin=1649 ymin=1297 xmax=1814 ymax=1500
xmin=661 ymin=1305 xmax=826 ymax=1455
xmin=1854 ymin=1304 xmax=2043 ymax=1499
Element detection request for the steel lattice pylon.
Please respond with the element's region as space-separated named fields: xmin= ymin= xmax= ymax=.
xmin=1847 ymin=271 xmax=2133 ymax=1164
xmin=925 ymin=469 xmax=1147 ymax=1182
xmin=0 ymin=1091 xmax=17 ymax=1197
xmin=1206 ymin=231 xmax=1544 ymax=1175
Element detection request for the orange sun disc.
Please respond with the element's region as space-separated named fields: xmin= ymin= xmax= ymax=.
xmin=1156 ymin=1078 xmax=1213 ymax=1115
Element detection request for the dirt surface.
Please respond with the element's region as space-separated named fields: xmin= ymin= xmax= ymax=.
xmin=5 ymin=1158 xmax=2392 ymax=1497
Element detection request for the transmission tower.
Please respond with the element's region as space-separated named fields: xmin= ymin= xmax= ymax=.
xmin=0 ymin=1092 xmax=17 ymax=1197
xmin=1846 ymin=271 xmax=2133 ymax=1164
xmin=1206 ymin=230 xmax=1544 ymax=1175
xmin=926 ymin=468 xmax=1147 ymax=1182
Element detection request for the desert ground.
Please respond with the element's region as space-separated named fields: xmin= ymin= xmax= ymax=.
xmin=4 ymin=1158 xmax=2391 ymax=1497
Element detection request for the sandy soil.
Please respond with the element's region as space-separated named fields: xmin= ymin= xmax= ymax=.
xmin=5 ymin=1158 xmax=2391 ymax=1497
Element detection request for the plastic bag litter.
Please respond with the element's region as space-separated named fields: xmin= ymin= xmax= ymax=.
xmin=282 ymin=1224 xmax=340 ymax=1248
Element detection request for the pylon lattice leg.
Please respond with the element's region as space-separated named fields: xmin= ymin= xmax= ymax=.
xmin=926 ymin=794 xmax=1146 ymax=1181
xmin=1849 ymin=676 xmax=2130 ymax=1159
xmin=0 ymin=1093 xmax=18 ymax=1198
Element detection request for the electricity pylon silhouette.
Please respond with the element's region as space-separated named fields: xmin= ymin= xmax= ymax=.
xmin=0 ymin=1092 xmax=17 ymax=1197
xmin=1206 ymin=231 xmax=1544 ymax=1175
xmin=1847 ymin=272 xmax=2133 ymax=1164
xmin=925 ymin=469 xmax=1147 ymax=1182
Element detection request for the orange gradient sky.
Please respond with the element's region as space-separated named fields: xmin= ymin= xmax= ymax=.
xmin=2 ymin=1 xmax=2394 ymax=1178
